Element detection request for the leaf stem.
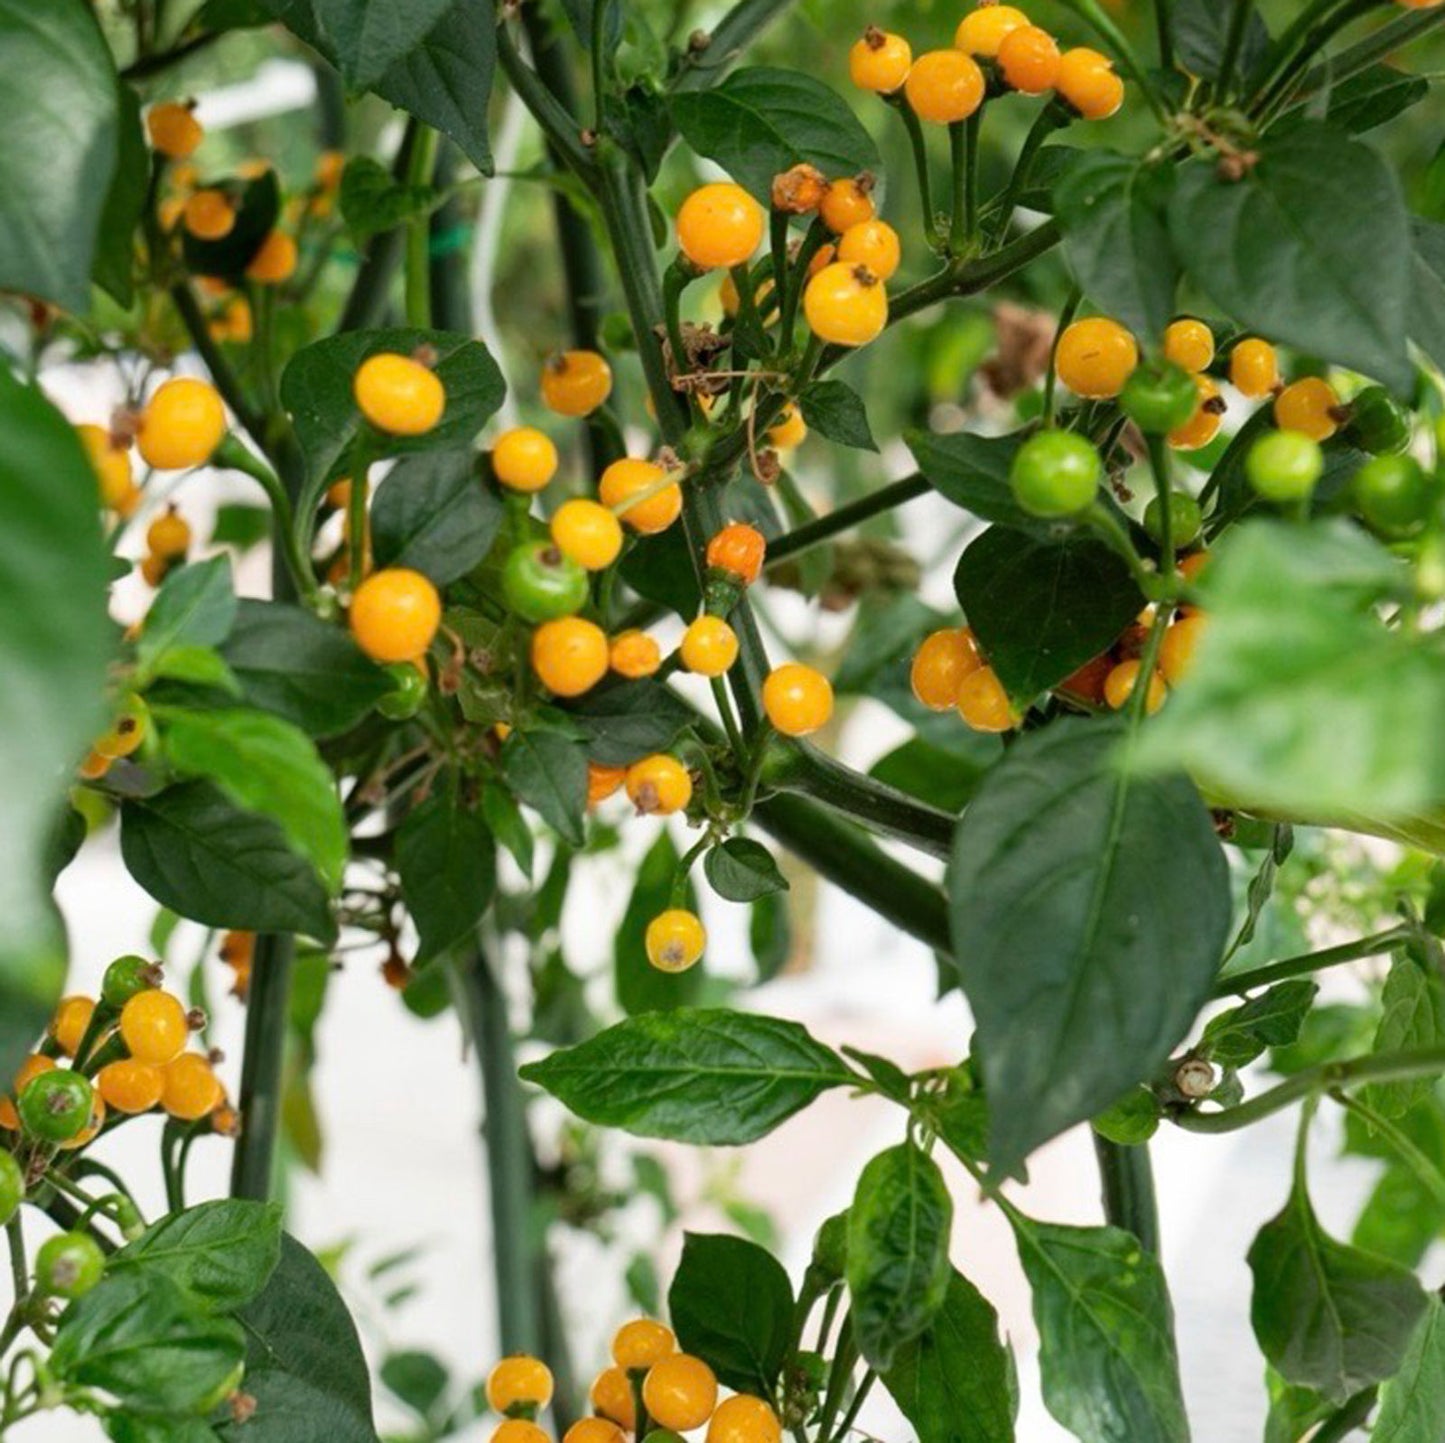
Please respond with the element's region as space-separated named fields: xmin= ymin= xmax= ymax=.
xmin=989 ymin=103 xmax=1067 ymax=246
xmin=1332 ymin=1090 xmax=1445 ymax=1212
xmin=214 ymin=436 xmax=316 ymax=602
xmin=887 ymin=96 xmax=942 ymax=249
xmin=1092 ymin=1134 xmax=1161 ymax=1253
xmin=669 ymin=0 xmax=799 ymax=91
xmin=1172 ymin=1045 xmax=1445 ymax=1134
xmin=404 ymin=127 xmax=440 ymax=330
xmin=1211 ymin=927 xmax=1408 ymax=998
xmin=766 ymin=474 xmax=930 ymax=565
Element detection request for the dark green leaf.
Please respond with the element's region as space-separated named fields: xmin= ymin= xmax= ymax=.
xmin=150 ymin=646 xmax=240 ymax=693
xmin=0 ymin=372 xmax=112 ymax=1081
xmin=1249 ymin=1171 xmax=1428 ymax=1401
xmin=705 ymin=837 xmax=790 ymax=902
xmin=950 ymin=720 xmax=1230 ymax=1173
xmin=121 ymin=781 xmax=335 ymax=942
xmin=1410 ymin=219 xmax=1445 ymax=373
xmin=282 ymin=328 xmax=504 ymax=504
xmin=0 ymin=0 xmax=118 ymax=308
xmin=371 ymin=449 xmax=503 ymax=584
xmin=500 ymin=730 xmax=587 ymax=848
xmin=620 ymin=526 xmax=702 ymax=621
xmin=112 ymin=1200 xmax=284 ymax=1314
xmin=381 ymin=1351 xmax=450 ymax=1420
xmin=93 ymin=85 xmax=146 ymax=307
xmin=615 ymin=832 xmax=704 ymax=1015
xmin=1367 ymin=954 xmax=1445 ymax=1120
xmin=1374 ymin=1295 xmax=1445 ymax=1443
xmin=217 ymin=1234 xmax=379 ymax=1442
xmin=1129 ymin=520 xmax=1445 ymax=821
xmin=565 ymin=678 xmax=694 ymax=766
xmin=833 ymin=593 xmax=942 ymax=696
xmin=881 ymin=1269 xmax=1018 ymax=1443
xmin=749 ymin=890 xmax=792 ymax=983
xmin=953 ymin=528 xmax=1143 ymax=703
xmin=1055 ymin=153 xmax=1177 ymax=338
xmin=50 ymin=1272 xmax=245 ymax=1415
xmin=181 ymin=171 xmax=279 ymax=281
xmin=668 ymin=1232 xmax=794 ymax=1395
xmin=211 ymin=504 xmax=272 ymax=551
xmin=799 ymin=380 xmax=878 ymax=452
xmin=1199 ymin=981 xmax=1318 ymax=1068
xmin=671 ymin=67 xmax=879 ymax=203
xmin=1170 ymin=120 xmax=1412 ymax=393
xmin=846 ymin=1143 xmax=954 ymax=1370
xmin=905 ymin=430 xmax=1032 ymax=527
xmin=221 ymin=600 xmax=392 ymax=738
xmin=339 ymin=155 xmax=437 ymax=243
xmin=139 ymin=557 xmax=238 ymax=671
xmin=106 ymin=1415 xmax=221 ymax=1443
xmin=870 ymin=739 xmax=989 ymax=814
xmin=313 ymin=0 xmax=454 ymax=89
xmin=481 ymin=784 xmax=533 ymax=878
xmin=1091 ymin=1087 xmax=1162 ymax=1146
xmin=1172 ymin=0 xmax=1269 ymax=82
xmin=1325 ymin=65 xmax=1430 ymax=134
xmin=1014 ymin=1216 xmax=1189 ymax=1443
xmin=518 ymin=1008 xmax=855 ymax=1144
xmin=158 ymin=707 xmax=347 ymax=890
xmin=396 ymin=779 xmax=495 ymax=963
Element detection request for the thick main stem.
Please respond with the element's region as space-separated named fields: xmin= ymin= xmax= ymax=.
xmin=229 ymin=932 xmax=295 ymax=1201
xmin=1092 ymin=1134 xmax=1160 ymax=1253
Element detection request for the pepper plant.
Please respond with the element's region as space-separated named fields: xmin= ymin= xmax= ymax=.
xmin=5 ymin=0 xmax=1445 ymax=1438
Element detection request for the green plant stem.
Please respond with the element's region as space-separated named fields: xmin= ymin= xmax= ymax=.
xmin=0 ymin=1221 xmax=27 ymax=1359
xmin=1251 ymin=0 xmax=1377 ymax=114
xmin=454 ymin=945 xmax=542 ymax=1354
xmin=120 ymin=28 xmax=224 ymax=79
xmin=404 ymin=127 xmax=440 ymax=329
xmin=889 ymin=96 xmax=941 ymax=248
xmin=826 ymin=1368 xmax=877 ymax=1443
xmin=229 ymin=932 xmax=295 ymax=1201
xmin=815 ymin=1314 xmax=858 ymax=1442
xmin=1211 ymin=927 xmax=1408 ymax=997
xmin=1092 ymin=1135 xmax=1161 ymax=1252
xmin=1217 ymin=0 xmax=1256 ymax=95
xmin=964 ymin=111 xmax=982 ymax=245
xmin=1042 ymin=287 xmax=1081 ymax=427
xmin=215 ymin=436 xmax=316 ymax=601
xmin=1281 ymin=4 xmax=1445 ymax=115
xmin=496 ymin=20 xmax=597 ymax=180
xmin=670 ymin=0 xmax=799 ymax=90
xmin=1173 ymin=1045 xmax=1445 ymax=1134
xmin=1085 ymin=503 xmax=1162 ymax=598
xmin=752 ymin=792 xmax=951 ymax=954
xmin=767 ymin=474 xmax=930 ymax=565
xmin=766 ymin=744 xmax=955 ymax=859
xmin=989 ymin=104 xmax=1066 ymax=245
xmin=1155 ymin=0 xmax=1175 ymax=69
xmin=590 ymin=0 xmax=609 ymax=130
xmin=948 ymin=121 xmax=969 ymax=254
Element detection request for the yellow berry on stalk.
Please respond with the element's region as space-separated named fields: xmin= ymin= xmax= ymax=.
xmin=612 ymin=1319 xmax=676 ymax=1370
xmin=680 ymin=616 xmax=739 ymax=677
xmin=624 ymin=755 xmax=693 ymax=816
xmin=1229 ymin=338 xmax=1279 ymax=398
xmin=818 ymin=177 xmax=876 ymax=234
xmin=354 ymin=353 xmax=446 ymax=436
xmin=245 ymin=230 xmax=298 ymax=284
xmin=676 ymin=183 xmax=765 ymax=270
xmin=147 ymin=102 xmax=204 ymax=158
xmin=599 ymin=458 xmax=682 ymax=535
xmin=911 ymin=628 xmax=983 ymax=711
xmin=610 ymin=630 xmax=663 ymax=680
xmin=1273 ymin=376 xmax=1342 ymax=442
xmin=50 ymin=997 xmax=96 ymax=1059
xmin=1054 ymin=317 xmax=1138 ymax=399
xmin=492 ymin=427 xmax=559 ymax=493
xmin=349 ymin=569 xmax=442 ymax=663
xmin=645 ymin=910 xmax=706 ymax=973
xmin=957 ymin=666 xmax=1016 ymax=733
xmin=590 ymin=1368 xmax=636 ymax=1428
xmin=955 ymin=4 xmax=1030 ymax=57
xmin=1169 ymin=374 xmax=1225 ymax=451
xmin=1103 ymin=658 xmax=1166 ymax=714
xmin=1056 ymin=47 xmax=1125 ymax=119
xmin=767 ymin=405 xmax=808 ymax=450
xmin=531 ymin=617 xmax=610 ymax=697
xmin=183 ymin=189 xmax=236 ymax=240
xmin=161 ymin=1053 xmax=223 ymax=1121
xmin=762 ymin=663 xmax=833 ymax=737
xmin=1163 ymin=318 xmax=1215 ymax=375
xmin=551 ymin=499 xmax=623 ymax=570
xmin=486 ymin=1356 xmax=555 ymax=1415
xmin=803 ymin=263 xmax=888 ymax=348
xmin=904 ymin=50 xmax=986 ymax=124
xmin=541 ymin=350 xmax=612 ymax=416
xmin=836 ymin=219 xmax=901 ymax=282
xmin=77 ymin=424 xmax=134 ymax=509
xmin=642 ymin=1354 xmax=718 ymax=1432
xmin=849 ymin=27 xmax=912 ymax=93
xmin=137 ymin=378 xmax=227 ymax=470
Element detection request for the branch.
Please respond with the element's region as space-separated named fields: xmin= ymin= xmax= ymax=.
xmin=229 ymin=933 xmax=296 ymax=1200
xmin=1092 ymin=1135 xmax=1160 ymax=1254
xmin=1210 ymin=927 xmax=1408 ymax=998
xmin=496 ymin=19 xmax=598 ymax=181
xmin=766 ymin=474 xmax=930 ymax=565
xmin=671 ymin=0 xmax=798 ymax=90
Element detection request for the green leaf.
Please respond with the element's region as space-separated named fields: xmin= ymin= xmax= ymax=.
xmin=1170 ymin=120 xmax=1412 ymax=393
xmin=1199 ymin=980 xmax=1318 ymax=1068
xmin=1324 ymin=65 xmax=1430 ymax=135
xmin=799 ymin=380 xmax=877 ymax=452
xmin=93 ymin=84 xmax=146 ymax=307
xmin=107 ymin=1415 xmax=222 ymax=1443
xmin=615 ymin=832 xmax=704 ymax=1015
xmin=1013 ymin=1216 xmax=1189 ymax=1443
xmin=1374 ymin=1295 xmax=1445 ymax=1443
xmin=216 ymin=1234 xmax=379 ymax=1443
xmin=263 ymin=0 xmax=493 ymax=172
xmin=112 ymin=1200 xmax=284 ymax=1314
xmin=371 ymin=448 xmax=502 ymax=584
xmin=500 ymin=730 xmax=588 ymax=848
xmin=139 ymin=557 xmax=238 ymax=671
xmin=1410 ymin=219 xmax=1445 ymax=374
xmin=620 ymin=527 xmax=702 ymax=621
xmin=750 ymin=890 xmax=792 ymax=983
xmin=880 ymin=1268 xmax=1018 ymax=1443
xmin=121 ymin=781 xmax=336 ymax=942
xmin=1172 ymin=0 xmax=1269 ymax=83
xmin=1129 ymin=520 xmax=1445 ymax=821
xmin=846 ymin=1143 xmax=954 ymax=1370
xmin=518 ymin=1008 xmax=855 ymax=1145
xmin=0 ymin=372 xmax=113 ymax=1081
xmin=339 ymin=155 xmax=437 ymax=243
xmin=380 ymin=1350 xmax=450 ymax=1421
xmin=705 ymin=837 xmax=789 ymax=902
xmin=220 ymin=600 xmax=392 ymax=737
xmin=1055 ymin=153 xmax=1177 ymax=338
xmin=211 ymin=504 xmax=272 ymax=551
xmin=949 ymin=720 xmax=1230 ymax=1173
xmin=671 ymin=67 xmax=880 ymax=203
xmin=832 ymin=593 xmax=942 ymax=697
xmin=1091 ymin=1087 xmax=1162 ymax=1146
xmin=668 ymin=1232 xmax=794 ymax=1396
xmin=565 ymin=678 xmax=694 ymax=766
xmin=870 ymin=738 xmax=991 ymax=814
xmin=1366 ymin=953 xmax=1445 ymax=1120
xmin=953 ymin=528 xmax=1143 ymax=703
xmin=0 ymin=0 xmax=118 ymax=309
xmin=150 ymin=646 xmax=240 ymax=693
xmin=50 ymin=1272 xmax=246 ymax=1416
xmin=395 ymin=779 xmax=495 ymax=964
xmin=313 ymin=0 xmax=454 ymax=89
xmin=481 ymin=784 xmax=533 ymax=879
xmin=905 ymin=430 xmax=1033 ymax=527
xmin=282 ymin=328 xmax=504 ymax=504
xmin=1249 ymin=1170 xmax=1428 ymax=1401
xmin=158 ymin=707 xmax=347 ymax=891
